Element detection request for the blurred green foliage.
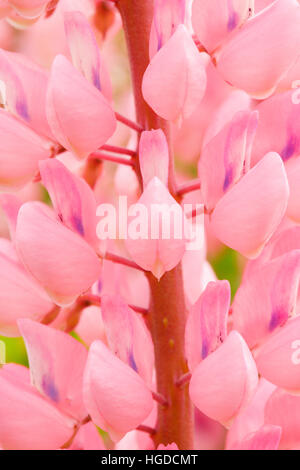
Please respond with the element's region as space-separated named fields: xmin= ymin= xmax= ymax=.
xmin=0 ymin=335 xmax=28 ymax=367
xmin=210 ymin=247 xmax=243 ymax=300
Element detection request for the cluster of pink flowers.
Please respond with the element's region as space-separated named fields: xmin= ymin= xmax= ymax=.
xmin=0 ymin=0 xmax=300 ymax=451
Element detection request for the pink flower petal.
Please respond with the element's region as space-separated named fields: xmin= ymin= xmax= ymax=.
xmin=75 ymin=305 xmax=107 ymax=347
xmin=251 ymin=90 xmax=300 ymax=166
xmin=271 ymin=226 xmax=300 ymax=259
xmin=210 ymin=152 xmax=289 ymax=258
xmin=83 ymin=340 xmax=154 ymax=441
xmin=189 ymin=331 xmax=258 ymax=426
xmin=149 ymin=0 xmax=186 ymax=59
xmin=0 ymin=109 xmax=50 ymax=190
xmin=0 ymin=364 xmax=75 ymax=450
xmin=265 ymin=388 xmax=300 ymax=449
xmin=69 ymin=422 xmax=106 ymax=450
xmin=142 ymin=25 xmax=207 ymax=122
xmin=125 ymin=177 xmax=187 ymax=279
xmin=101 ymin=294 xmax=154 ymax=386
xmin=216 ymin=0 xmax=300 ymax=99
xmin=192 ymin=0 xmax=251 ymax=53
xmin=200 ymin=110 xmax=258 ymax=211
xmin=39 ymin=158 xmax=98 ymax=246
xmin=285 ymin=157 xmax=300 ymax=223
xmin=18 ymin=319 xmax=88 ymax=421
xmin=185 ymin=280 xmax=230 ymax=371
xmin=139 ymin=129 xmax=169 ymax=187
xmin=256 ymin=316 xmax=300 ymax=392
xmin=0 ymin=1 xmax=10 ymax=18
xmin=0 ymin=193 xmax=21 ymax=238
xmin=15 ymin=201 xmax=101 ymax=305
xmin=203 ymin=89 xmax=251 ymax=148
xmin=64 ymin=10 xmax=112 ymax=100
xmin=229 ymin=425 xmax=281 ymax=450
xmin=0 ymin=240 xmax=54 ymax=337
xmin=0 ymin=50 xmax=53 ymax=139
xmin=8 ymin=0 xmax=48 ymax=19
xmin=232 ymin=250 xmax=300 ymax=349
xmin=226 ymin=378 xmax=276 ymax=449
xmin=46 ymin=54 xmax=116 ymax=159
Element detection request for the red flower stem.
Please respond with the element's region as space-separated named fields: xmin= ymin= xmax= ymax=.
xmin=100 ymin=144 xmax=137 ymax=157
xmin=61 ymin=415 xmax=92 ymax=449
xmin=186 ymin=205 xmax=205 ymax=219
xmin=98 ymin=251 xmax=145 ymax=272
xmin=136 ymin=425 xmax=157 ymax=436
xmin=176 ymin=179 xmax=201 ymax=197
xmin=79 ymin=294 xmax=102 ymax=307
xmin=115 ymin=111 xmax=144 ymax=133
xmin=175 ymin=372 xmax=192 ymax=388
xmin=79 ymin=294 xmax=148 ymax=315
xmin=89 ymin=151 xmax=134 ymax=166
xmin=152 ymin=391 xmax=169 ymax=407
xmin=129 ymin=305 xmax=149 ymax=316
xmin=116 ymin=0 xmax=194 ymax=450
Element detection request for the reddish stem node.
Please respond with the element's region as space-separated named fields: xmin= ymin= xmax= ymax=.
xmin=152 ymin=391 xmax=169 ymax=408
xmin=115 ymin=111 xmax=144 ymax=133
xmin=176 ymin=179 xmax=201 ymax=197
xmin=186 ymin=205 xmax=205 ymax=219
xmin=79 ymin=293 xmax=148 ymax=315
xmin=175 ymin=372 xmax=192 ymax=388
xmin=136 ymin=425 xmax=157 ymax=436
xmin=99 ymin=251 xmax=145 ymax=272
xmin=90 ymin=151 xmax=134 ymax=166
xmin=101 ymin=144 xmax=137 ymax=157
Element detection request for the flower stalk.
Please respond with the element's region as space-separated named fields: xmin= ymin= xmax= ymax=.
xmin=117 ymin=0 xmax=194 ymax=449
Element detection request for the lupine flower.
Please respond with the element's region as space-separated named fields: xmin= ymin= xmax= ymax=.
xmin=83 ymin=339 xmax=154 ymax=442
xmin=1 ymin=0 xmax=300 ymax=452
xmin=228 ymin=425 xmax=282 ymax=451
xmin=0 ymin=238 xmax=54 ymax=336
xmin=142 ymin=24 xmax=207 ymax=123
xmin=192 ymin=0 xmax=252 ymax=54
xmin=15 ymin=159 xmax=101 ymax=305
xmin=265 ymin=388 xmax=300 ymax=450
xmin=0 ymin=363 xmax=76 ymax=450
xmin=189 ymin=331 xmax=258 ymax=427
xmin=0 ymin=109 xmax=51 ymax=189
xmin=215 ymin=0 xmax=300 ymax=98
xmin=0 ymin=49 xmax=53 ymax=139
xmin=46 ymin=55 xmax=116 ymax=159
xmin=0 ymin=318 xmax=90 ymax=449
xmin=149 ymin=0 xmax=186 ymax=59
xmin=226 ymin=378 xmax=277 ymax=450
xmin=185 ymin=280 xmax=230 ymax=372
xmin=125 ymin=130 xmax=188 ymax=279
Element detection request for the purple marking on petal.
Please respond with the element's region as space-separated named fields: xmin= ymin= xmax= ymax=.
xmin=72 ymin=214 xmax=85 ymax=237
xmin=42 ymin=375 xmax=59 ymax=402
xmin=16 ymin=98 xmax=29 ymax=122
xmin=269 ymin=308 xmax=286 ymax=332
xmin=97 ymin=279 xmax=102 ymax=294
xmin=92 ymin=67 xmax=101 ymax=91
xmin=281 ymin=135 xmax=298 ymax=161
xmin=157 ymin=34 xmax=162 ymax=52
xmin=201 ymin=340 xmax=209 ymax=360
xmin=223 ymin=166 xmax=233 ymax=192
xmin=128 ymin=349 xmax=138 ymax=373
xmin=227 ymin=11 xmax=239 ymax=31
